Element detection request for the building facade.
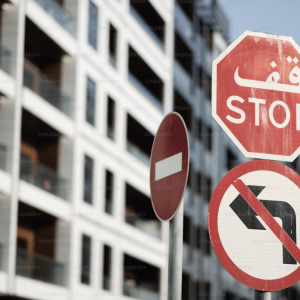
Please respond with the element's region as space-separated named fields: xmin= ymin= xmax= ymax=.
xmin=0 ymin=0 xmax=175 ymax=299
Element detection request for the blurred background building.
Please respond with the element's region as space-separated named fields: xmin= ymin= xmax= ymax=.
xmin=0 ymin=0 xmax=300 ymax=300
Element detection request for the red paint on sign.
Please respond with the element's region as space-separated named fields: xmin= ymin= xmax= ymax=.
xmin=209 ymin=160 xmax=300 ymax=291
xmin=213 ymin=31 xmax=300 ymax=161
xmin=150 ymin=112 xmax=189 ymax=221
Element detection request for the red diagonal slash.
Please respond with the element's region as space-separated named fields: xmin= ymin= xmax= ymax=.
xmin=233 ymin=179 xmax=300 ymax=264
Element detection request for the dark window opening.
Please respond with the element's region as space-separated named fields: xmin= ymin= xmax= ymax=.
xmin=205 ymin=26 xmax=213 ymax=50
xmin=123 ymin=254 xmax=160 ymax=297
xmin=86 ymin=76 xmax=96 ymax=126
xmin=197 ymin=227 xmax=201 ymax=249
xmin=127 ymin=114 xmax=154 ymax=166
xmin=198 ymin=281 xmax=211 ymax=300
xmin=205 ymin=177 xmax=212 ymax=202
xmin=174 ymin=91 xmax=192 ymax=131
xmin=177 ymin=0 xmax=194 ymax=22
xmin=107 ymin=96 xmax=116 ymax=140
xmin=105 ymin=170 xmax=114 ymax=215
xmin=125 ymin=183 xmax=161 ymax=238
xmin=198 ymin=19 xmax=204 ymax=36
xmin=83 ymin=155 xmax=94 ymax=204
xmin=182 ymin=272 xmax=190 ymax=300
xmin=205 ymin=126 xmax=212 ymax=152
xmin=203 ymin=70 xmax=212 ymax=100
xmin=174 ymin=32 xmax=193 ymax=77
xmin=226 ymin=149 xmax=238 ymax=170
xmin=81 ymin=234 xmax=91 ymax=284
xmin=103 ymin=245 xmax=112 ymax=290
xmin=186 ymin=162 xmax=192 ymax=188
xmin=197 ymin=119 xmax=202 ymax=142
xmin=197 ymin=172 xmax=202 ymax=195
xmin=130 ymin=0 xmax=165 ymax=46
xmin=88 ymin=0 xmax=98 ymax=50
xmin=198 ymin=67 xmax=203 ymax=88
xmin=109 ymin=24 xmax=117 ymax=67
xmin=183 ymin=216 xmax=191 ymax=245
xmin=128 ymin=45 xmax=164 ymax=106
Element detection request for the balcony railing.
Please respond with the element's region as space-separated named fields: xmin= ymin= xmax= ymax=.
xmin=23 ymin=65 xmax=72 ymax=117
xmin=16 ymin=247 xmax=66 ymax=286
xmin=0 ymin=42 xmax=12 ymax=75
xmin=129 ymin=6 xmax=164 ymax=52
xmin=125 ymin=213 xmax=161 ymax=239
xmin=123 ymin=282 xmax=159 ymax=300
xmin=33 ymin=0 xmax=76 ymax=36
xmin=20 ymin=154 xmax=69 ymax=200
xmin=127 ymin=140 xmax=150 ymax=166
xmin=128 ymin=72 xmax=163 ymax=113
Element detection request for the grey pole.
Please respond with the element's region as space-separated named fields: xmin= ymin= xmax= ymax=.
xmin=255 ymin=290 xmax=271 ymax=300
xmin=168 ymin=201 xmax=184 ymax=300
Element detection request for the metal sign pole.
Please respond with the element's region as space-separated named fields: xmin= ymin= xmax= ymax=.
xmin=255 ymin=290 xmax=271 ymax=300
xmin=168 ymin=201 xmax=184 ymax=300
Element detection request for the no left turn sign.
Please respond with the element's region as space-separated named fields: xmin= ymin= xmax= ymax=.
xmin=209 ymin=160 xmax=300 ymax=291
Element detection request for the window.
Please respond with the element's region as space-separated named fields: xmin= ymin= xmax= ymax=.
xmin=205 ymin=26 xmax=213 ymax=50
xmin=203 ymin=70 xmax=212 ymax=100
xmin=130 ymin=0 xmax=165 ymax=48
xmin=109 ymin=24 xmax=118 ymax=67
xmin=226 ymin=149 xmax=238 ymax=170
xmin=174 ymin=32 xmax=193 ymax=77
xmin=178 ymin=0 xmax=194 ymax=22
xmin=198 ymin=281 xmax=211 ymax=300
xmin=86 ymin=76 xmax=96 ymax=126
xmin=197 ymin=227 xmax=201 ymax=249
xmin=206 ymin=126 xmax=213 ymax=152
xmin=88 ymin=0 xmax=98 ymax=50
xmin=174 ymin=91 xmax=192 ymax=131
xmin=81 ymin=234 xmax=92 ymax=284
xmin=182 ymin=272 xmax=190 ymax=300
xmin=197 ymin=172 xmax=202 ymax=195
xmin=103 ymin=245 xmax=112 ymax=290
xmin=198 ymin=67 xmax=203 ymax=88
xmin=204 ymin=229 xmax=210 ymax=255
xmin=84 ymin=155 xmax=94 ymax=204
xmin=186 ymin=162 xmax=192 ymax=188
xmin=107 ymin=97 xmax=116 ymax=140
xmin=128 ymin=45 xmax=164 ymax=109
xmin=205 ymin=177 xmax=212 ymax=202
xmin=105 ymin=170 xmax=114 ymax=215
xmin=198 ymin=19 xmax=204 ymax=36
xmin=197 ymin=119 xmax=202 ymax=142
xmin=183 ymin=216 xmax=190 ymax=245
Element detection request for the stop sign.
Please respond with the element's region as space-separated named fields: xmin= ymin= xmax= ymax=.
xmin=212 ymin=30 xmax=300 ymax=161
xmin=150 ymin=112 xmax=189 ymax=221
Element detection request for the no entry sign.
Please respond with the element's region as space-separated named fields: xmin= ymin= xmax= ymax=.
xmin=209 ymin=160 xmax=300 ymax=291
xmin=212 ymin=30 xmax=300 ymax=161
xmin=150 ymin=112 xmax=189 ymax=221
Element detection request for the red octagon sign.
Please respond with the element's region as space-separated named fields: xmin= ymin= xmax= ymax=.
xmin=212 ymin=30 xmax=300 ymax=161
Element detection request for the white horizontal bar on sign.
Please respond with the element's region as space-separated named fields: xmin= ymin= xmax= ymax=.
xmin=155 ymin=152 xmax=182 ymax=181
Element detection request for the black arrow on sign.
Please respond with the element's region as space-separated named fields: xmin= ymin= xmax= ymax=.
xmin=230 ymin=185 xmax=297 ymax=265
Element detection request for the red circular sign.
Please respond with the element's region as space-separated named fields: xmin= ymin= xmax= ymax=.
xmin=209 ymin=160 xmax=300 ymax=291
xmin=150 ymin=112 xmax=189 ymax=221
xmin=213 ymin=30 xmax=300 ymax=161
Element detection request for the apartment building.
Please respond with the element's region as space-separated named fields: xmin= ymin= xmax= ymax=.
xmin=173 ymin=2 xmax=300 ymax=300
xmin=0 ymin=0 xmax=175 ymax=299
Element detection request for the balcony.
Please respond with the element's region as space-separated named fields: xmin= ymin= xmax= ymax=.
xmin=20 ymin=154 xmax=69 ymax=200
xmin=23 ymin=65 xmax=72 ymax=117
xmin=129 ymin=6 xmax=164 ymax=52
xmin=125 ymin=214 xmax=160 ymax=239
xmin=127 ymin=140 xmax=150 ymax=167
xmin=16 ymin=247 xmax=66 ymax=286
xmin=128 ymin=72 xmax=163 ymax=113
xmin=123 ymin=284 xmax=159 ymax=300
xmin=0 ymin=42 xmax=12 ymax=75
xmin=33 ymin=0 xmax=76 ymax=36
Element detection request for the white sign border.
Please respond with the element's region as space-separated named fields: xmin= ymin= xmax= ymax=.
xmin=212 ymin=30 xmax=300 ymax=162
